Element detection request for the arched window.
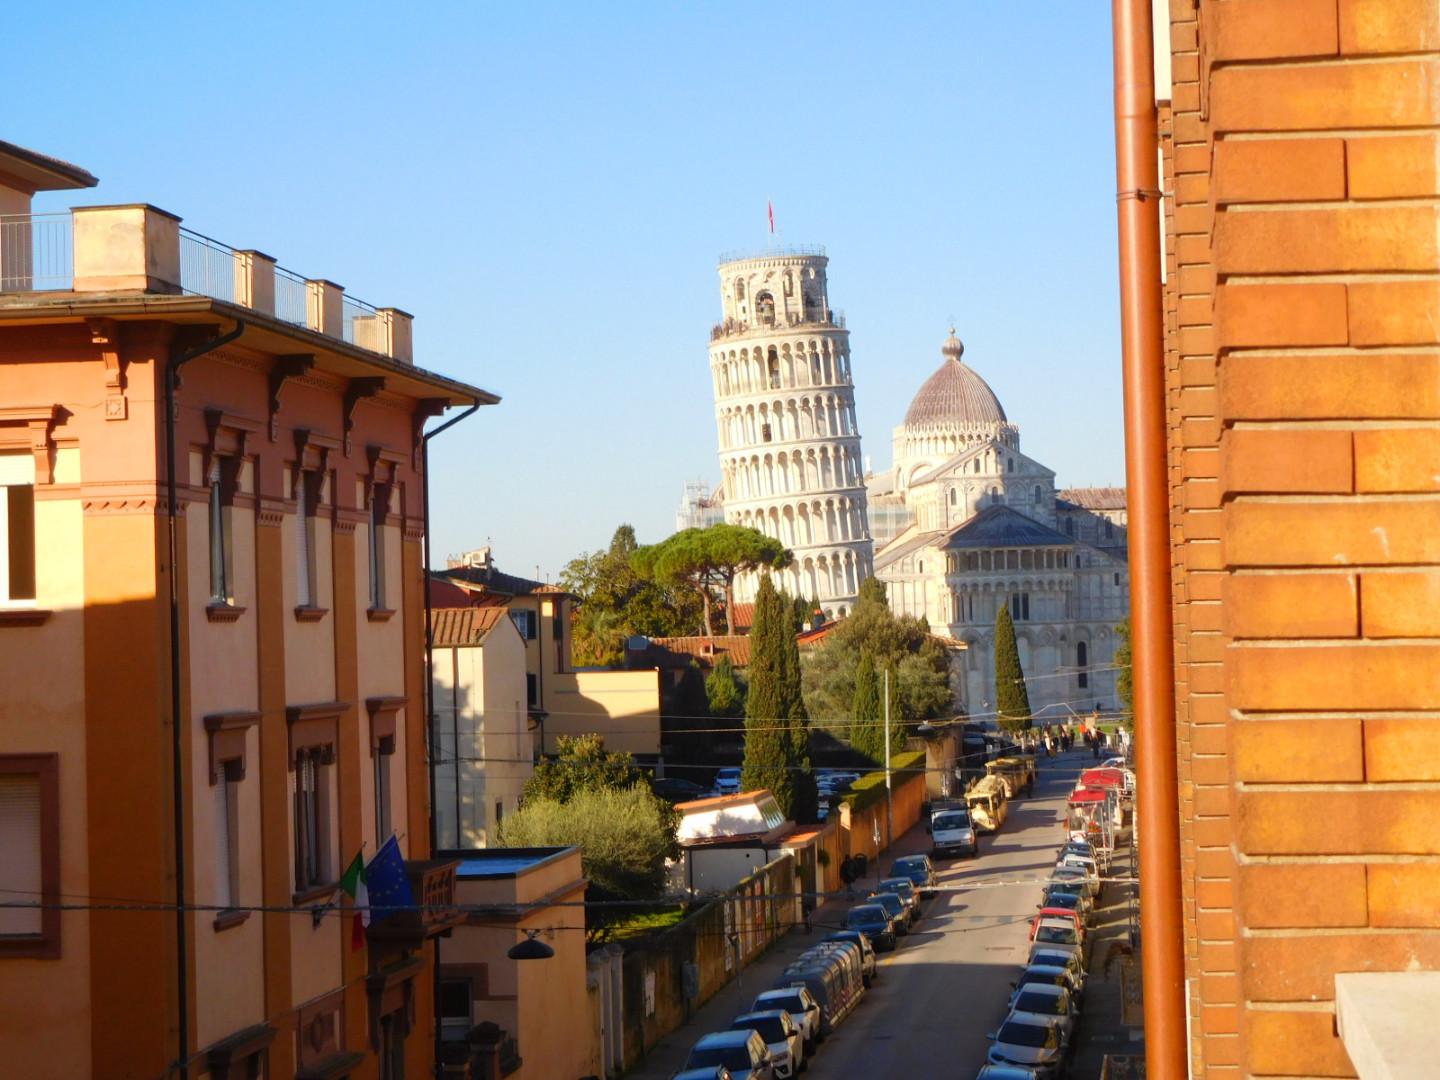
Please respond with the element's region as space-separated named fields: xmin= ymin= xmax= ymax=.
xmin=735 ymin=278 xmax=746 ymax=301
xmin=1007 ymin=458 xmax=1015 ymax=472
xmin=756 ymin=292 xmax=775 ymax=326
xmin=1077 ymin=641 xmax=1089 ymax=688
xmin=1105 ymin=519 xmax=1115 ymax=539
xmin=1064 ymin=517 xmax=1075 ymax=536
xmin=973 ymin=459 xmax=981 ymax=473
xmin=767 ymin=346 xmax=781 ymax=389
xmin=1034 ymin=485 xmax=1043 ymax=503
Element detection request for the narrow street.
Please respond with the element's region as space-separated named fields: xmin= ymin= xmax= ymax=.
xmin=630 ymin=750 xmax=1125 ymax=1078
xmin=805 ymin=753 xmax=1093 ymax=1077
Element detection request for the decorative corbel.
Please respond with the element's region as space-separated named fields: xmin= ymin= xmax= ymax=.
xmin=410 ymin=398 xmax=448 ymax=469
xmin=342 ymin=377 xmax=385 ymax=457
xmin=267 ymin=354 xmax=314 ymax=442
xmin=88 ymin=318 xmax=128 ymax=421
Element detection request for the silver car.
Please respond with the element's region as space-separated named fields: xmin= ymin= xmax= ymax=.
xmin=730 ymin=1011 xmax=803 ymax=1078
xmin=986 ymin=1014 xmax=1068 ymax=1079
xmin=1006 ymin=982 xmax=1079 ymax=1044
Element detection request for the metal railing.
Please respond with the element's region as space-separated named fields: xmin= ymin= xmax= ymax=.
xmin=0 ymin=212 xmax=74 ymax=292
xmin=709 ymin=309 xmax=846 ymax=340
xmin=179 ymin=228 xmax=238 ymax=302
xmin=273 ymin=265 xmax=308 ymax=327
xmin=341 ymin=293 xmax=385 ymax=350
xmin=717 ymin=243 xmax=827 ymax=264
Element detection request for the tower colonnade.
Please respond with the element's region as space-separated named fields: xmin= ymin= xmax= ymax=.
xmin=708 ymin=250 xmax=874 ymax=616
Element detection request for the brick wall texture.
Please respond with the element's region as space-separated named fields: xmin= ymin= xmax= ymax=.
xmin=1161 ymin=2 xmax=1440 ymax=1075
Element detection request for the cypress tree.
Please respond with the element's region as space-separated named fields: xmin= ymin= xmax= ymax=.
xmin=741 ymin=577 xmax=796 ymax=813
xmin=850 ymin=652 xmax=882 ymax=761
xmin=994 ymin=604 xmax=1032 ymax=731
xmin=779 ymin=591 xmax=818 ymax=823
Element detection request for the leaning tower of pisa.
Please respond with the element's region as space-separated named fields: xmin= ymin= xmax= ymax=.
xmin=708 ymin=247 xmax=874 ymax=617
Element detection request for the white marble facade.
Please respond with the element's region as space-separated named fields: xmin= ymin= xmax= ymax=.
xmin=871 ymin=332 xmax=1130 ymax=722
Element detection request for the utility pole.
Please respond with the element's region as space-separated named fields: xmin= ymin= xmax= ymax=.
xmin=883 ymin=669 xmax=893 ymax=853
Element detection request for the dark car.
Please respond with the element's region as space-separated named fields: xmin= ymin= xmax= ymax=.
xmin=823 ymin=930 xmax=878 ymax=984
xmin=868 ymin=891 xmax=909 ymax=936
xmin=891 ymin=854 xmax=937 ymax=897
xmin=651 ymin=776 xmax=708 ymax=802
xmin=878 ymin=877 xmax=921 ymax=924
xmin=846 ymin=903 xmax=896 ymax=951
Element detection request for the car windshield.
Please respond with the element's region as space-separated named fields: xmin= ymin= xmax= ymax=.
xmin=871 ymin=893 xmax=903 ymax=915
xmin=933 ymin=812 xmax=971 ymax=829
xmin=880 ymin=879 xmax=913 ymax=896
xmin=1022 ymin=970 xmax=1066 ymax=988
xmin=997 ymin=1021 xmax=1055 ymax=1049
xmin=1014 ymin=990 xmax=1064 ymax=1014
xmin=1045 ymin=892 xmax=1080 ymax=909
xmin=848 ymin=906 xmax=886 ymax=929
xmin=1036 ymin=925 xmax=1077 ymax=945
xmin=735 ymin=1017 xmax=785 ymax=1042
xmin=688 ymin=1044 xmax=753 ymax=1070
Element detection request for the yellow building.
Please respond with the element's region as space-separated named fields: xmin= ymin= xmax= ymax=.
xmin=0 ymin=141 xmax=496 ymax=1079
xmin=431 ymin=548 xmax=663 ymax=761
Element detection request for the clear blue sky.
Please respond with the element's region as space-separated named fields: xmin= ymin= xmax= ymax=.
xmin=14 ymin=2 xmax=1123 ymax=581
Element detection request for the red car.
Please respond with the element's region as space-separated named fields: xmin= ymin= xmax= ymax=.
xmin=1030 ymin=907 xmax=1085 ymax=942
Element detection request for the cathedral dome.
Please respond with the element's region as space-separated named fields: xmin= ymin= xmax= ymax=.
xmin=903 ymin=331 xmax=1007 ymax=429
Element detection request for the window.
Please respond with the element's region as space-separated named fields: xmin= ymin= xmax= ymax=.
xmin=208 ymin=457 xmax=238 ymax=603
xmin=949 ymin=489 xmax=956 ymax=505
xmin=511 ymin=609 xmax=536 ymax=640
xmin=761 ymin=423 xmax=773 ymax=443
xmin=1105 ymin=520 xmax=1115 ymax=540
xmin=756 ymin=292 xmax=775 ymax=326
xmin=295 ymin=470 xmax=318 ymax=608
xmin=293 ymin=748 xmax=331 ymax=893
xmin=1064 ymin=517 xmax=1075 ymax=536
xmin=1114 ymin=572 xmax=1121 ymax=586
xmin=0 ymin=754 xmax=59 ymax=957
xmin=1034 ymin=485 xmax=1043 ymax=504
xmin=1011 ymin=593 xmax=1030 ymax=621
xmin=379 ymin=1011 xmax=406 ymax=1080
xmin=375 ymin=749 xmax=392 ymax=843
xmin=1007 ymin=458 xmax=1014 ymax=472
xmin=495 ymin=800 xmax=504 ymax=827
xmin=439 ymin=979 xmax=474 ymax=1042
xmin=526 ymin=673 xmax=538 ymax=707
xmin=0 ymin=453 xmax=35 ymax=604
xmin=368 ymin=485 xmax=388 ymax=610
xmin=215 ymin=768 xmax=239 ymax=912
xmin=1077 ymin=642 xmax=1089 ymax=689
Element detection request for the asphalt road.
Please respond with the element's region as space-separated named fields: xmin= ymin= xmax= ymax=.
xmin=805 ymin=753 xmax=1087 ymax=1079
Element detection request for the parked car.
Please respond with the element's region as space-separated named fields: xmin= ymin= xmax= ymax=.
xmin=1039 ymin=886 xmax=1093 ymax=927
xmin=846 ymin=903 xmax=896 ymax=952
xmin=1006 ymin=982 xmax=1080 ymax=1044
xmin=729 ymin=1011 xmax=804 ymax=1078
xmin=1029 ymin=907 xmax=1085 ymax=941
xmin=931 ymin=805 xmax=980 ymax=858
xmin=675 ymin=1069 xmax=735 ymax=1080
xmin=1029 ymin=918 xmax=1085 ymax=960
xmin=1049 ymin=864 xmax=1095 ymax=899
xmin=823 ymin=930 xmax=877 ymax=985
xmin=1010 ymin=964 xmax=1085 ymax=1005
xmin=683 ymin=1030 xmax=776 ymax=1080
xmin=1027 ymin=950 xmax=1088 ymax=998
xmin=867 ymin=891 xmax=910 ymax=936
xmin=713 ymin=767 xmax=742 ymax=795
xmin=890 ymin=853 xmax=938 ymax=896
xmin=878 ymin=877 xmax=921 ymax=924
xmin=652 ymin=776 xmax=708 ymax=802
xmin=751 ymin=988 xmax=822 ymax=1054
xmin=1102 ymin=756 xmax=1128 ymax=769
xmin=986 ymin=1014 xmax=1068 ymax=1079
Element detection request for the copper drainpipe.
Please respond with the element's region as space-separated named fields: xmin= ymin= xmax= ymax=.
xmin=1111 ymin=1 xmax=1188 ymax=1076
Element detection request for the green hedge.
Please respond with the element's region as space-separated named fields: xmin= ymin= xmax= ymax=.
xmin=839 ymin=750 xmax=927 ymax=812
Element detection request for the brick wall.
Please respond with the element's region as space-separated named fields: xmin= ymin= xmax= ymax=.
xmin=1160 ymin=2 xmax=1440 ymax=1075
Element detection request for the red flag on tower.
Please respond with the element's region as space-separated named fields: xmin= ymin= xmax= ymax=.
xmin=767 ymin=200 xmax=774 ymax=234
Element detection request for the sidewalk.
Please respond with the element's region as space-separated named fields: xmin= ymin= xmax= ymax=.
xmin=623 ymin=821 xmax=935 ymax=1078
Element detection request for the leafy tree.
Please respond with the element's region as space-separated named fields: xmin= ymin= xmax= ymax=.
xmin=561 ymin=525 xmax=702 ymax=666
xmin=994 ymin=605 xmax=1032 ymax=731
xmin=1115 ymin=617 xmax=1134 ymax=732
xmin=705 ymin=653 xmax=745 ymax=719
xmin=850 ymin=652 xmax=882 ymax=758
xmin=499 ymin=785 xmax=679 ymax=902
xmin=632 ymin=524 xmax=791 ymax=636
xmin=802 ymin=579 xmax=953 ymax=730
xmin=778 ymin=589 xmax=819 ymax=823
xmin=522 ymin=733 xmax=641 ymax=804
xmin=740 ymin=577 xmax=797 ymax=814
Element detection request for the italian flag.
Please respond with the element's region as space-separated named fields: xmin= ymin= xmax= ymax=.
xmin=339 ymin=850 xmax=369 ymax=951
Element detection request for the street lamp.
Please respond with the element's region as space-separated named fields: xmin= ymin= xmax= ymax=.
xmin=507 ymin=929 xmax=554 ymax=961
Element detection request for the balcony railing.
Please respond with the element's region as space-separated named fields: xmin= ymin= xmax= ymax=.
xmin=0 ymin=212 xmax=74 ymax=292
xmin=717 ymin=243 xmax=827 ymax=264
xmin=365 ymin=859 xmax=461 ymax=944
xmin=0 ymin=208 xmax=412 ymax=363
xmin=710 ymin=309 xmax=846 ymax=341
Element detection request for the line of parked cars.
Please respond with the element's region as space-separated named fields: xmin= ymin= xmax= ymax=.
xmin=976 ymin=836 xmax=1103 ymax=1079
xmin=675 ymin=853 xmax=937 ymax=1079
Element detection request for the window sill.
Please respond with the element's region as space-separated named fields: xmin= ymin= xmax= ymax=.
xmin=294 ymin=606 xmax=329 ymax=623
xmin=0 ymin=608 xmax=51 ymax=627
xmin=213 ymin=908 xmax=250 ymax=932
xmin=366 ymin=607 xmax=396 ymax=623
xmin=0 ymin=933 xmax=60 ymax=959
xmin=292 ymin=882 xmax=339 ymax=906
xmin=206 ymin=603 xmax=247 ymax=623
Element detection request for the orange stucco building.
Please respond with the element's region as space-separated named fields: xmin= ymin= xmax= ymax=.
xmin=0 ymin=141 xmax=496 ymax=1079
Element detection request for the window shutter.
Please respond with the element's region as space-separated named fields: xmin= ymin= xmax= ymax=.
xmin=295 ymin=474 xmax=311 ymax=607
xmin=0 ymin=776 xmax=42 ymax=935
xmin=214 ymin=778 xmax=233 ymax=909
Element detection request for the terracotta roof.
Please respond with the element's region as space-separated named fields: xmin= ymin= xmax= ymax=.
xmin=0 ymin=139 xmax=98 ymax=191
xmin=796 ymin=620 xmax=843 ymax=647
xmin=727 ymin=602 xmax=755 ymax=632
xmin=1057 ymin=486 xmax=1127 ymax=511
xmin=644 ymin=635 xmax=752 ymax=668
xmin=429 ymin=607 xmax=508 ymax=647
xmin=903 ymin=332 xmax=1007 ymax=430
xmin=674 ymin=789 xmax=771 ymax=812
xmin=433 ymin=564 xmax=571 ymax=600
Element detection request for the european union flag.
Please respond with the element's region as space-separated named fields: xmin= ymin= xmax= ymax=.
xmin=365 ymin=835 xmax=415 ymax=923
